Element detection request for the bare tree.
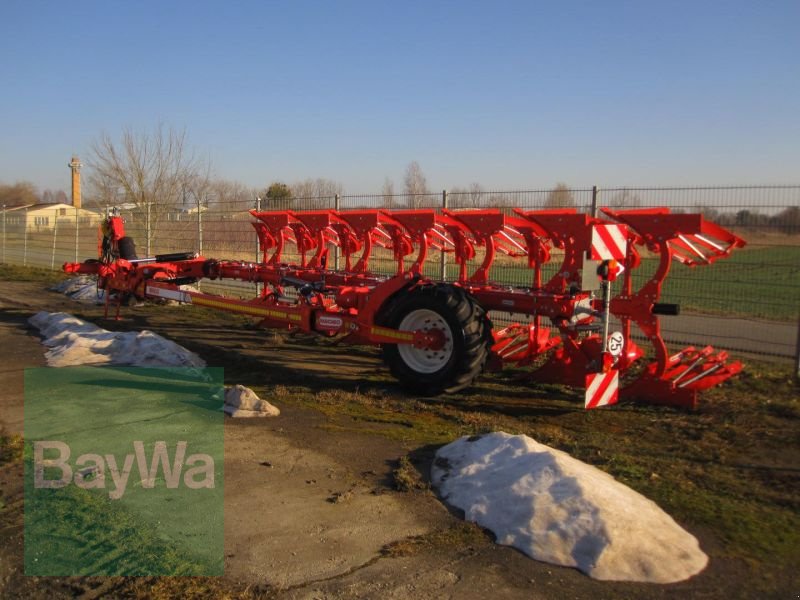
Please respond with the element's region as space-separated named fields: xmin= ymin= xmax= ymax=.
xmin=381 ymin=177 xmax=395 ymax=208
xmin=609 ymin=189 xmax=642 ymax=208
xmin=208 ymin=179 xmax=258 ymax=212
xmin=85 ymin=172 xmax=122 ymax=213
xmin=290 ymin=178 xmax=343 ymax=209
xmin=182 ymin=164 xmax=214 ymax=212
xmin=449 ymin=186 xmax=468 ymax=207
xmin=544 ymin=183 xmax=575 ymax=209
xmin=0 ymin=181 xmax=39 ymax=207
xmin=88 ymin=125 xmax=204 ymax=255
xmin=188 ymin=178 xmax=261 ymax=255
xmin=773 ymin=206 xmax=800 ymax=234
xmin=403 ymin=161 xmax=429 ymax=208
xmin=467 ymin=182 xmax=485 ymax=207
xmin=487 ymin=193 xmax=512 ymax=213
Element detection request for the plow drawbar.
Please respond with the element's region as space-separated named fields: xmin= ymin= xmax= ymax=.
xmin=63 ymin=206 xmax=746 ymax=409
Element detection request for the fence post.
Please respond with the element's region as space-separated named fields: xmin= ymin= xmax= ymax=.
xmin=591 ymin=185 xmax=599 ymax=218
xmin=440 ymin=190 xmax=448 ymax=281
xmin=197 ymin=197 xmax=203 ymax=255
xmin=146 ymin=202 xmax=152 ymax=257
xmin=795 ymin=312 xmax=800 ymax=382
xmin=50 ymin=208 xmax=58 ymax=270
xmin=23 ymin=208 xmax=28 ymax=266
xmin=255 ymin=196 xmax=262 ymax=262
xmin=74 ymin=207 xmax=80 ymax=263
xmin=255 ymin=196 xmax=262 ymax=297
xmin=334 ymin=193 xmax=341 ymax=270
xmin=2 ymin=204 xmax=6 ymax=264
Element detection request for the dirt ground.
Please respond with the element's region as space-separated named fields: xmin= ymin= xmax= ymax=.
xmin=0 ymin=276 xmax=798 ymax=599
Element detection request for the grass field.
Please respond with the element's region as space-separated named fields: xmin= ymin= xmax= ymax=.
xmin=652 ymin=245 xmax=800 ymax=320
xmin=480 ymin=245 xmax=800 ymax=321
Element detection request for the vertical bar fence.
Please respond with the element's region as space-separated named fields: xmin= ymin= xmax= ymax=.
xmin=0 ymin=185 xmax=797 ymax=367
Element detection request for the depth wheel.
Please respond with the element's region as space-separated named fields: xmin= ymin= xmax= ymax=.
xmin=380 ymin=283 xmax=491 ymax=394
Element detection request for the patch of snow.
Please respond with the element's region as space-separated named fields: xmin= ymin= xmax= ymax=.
xmin=52 ymin=276 xmax=197 ymax=307
xmin=432 ymin=432 xmax=708 ymax=583
xmin=223 ymin=384 xmax=280 ymax=418
xmin=51 ymin=276 xmax=105 ymax=305
xmin=28 ymin=311 xmax=205 ymax=368
xmin=161 ymin=283 xmax=200 ymax=305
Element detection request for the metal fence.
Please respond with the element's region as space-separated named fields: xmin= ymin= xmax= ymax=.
xmin=2 ymin=185 xmax=798 ymax=367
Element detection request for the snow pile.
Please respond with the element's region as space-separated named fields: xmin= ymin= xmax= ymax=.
xmin=28 ymin=311 xmax=205 ymax=368
xmin=52 ymin=276 xmax=197 ymax=306
xmin=51 ymin=276 xmax=105 ymax=305
xmin=223 ymin=384 xmax=280 ymax=418
xmin=432 ymin=432 xmax=708 ymax=583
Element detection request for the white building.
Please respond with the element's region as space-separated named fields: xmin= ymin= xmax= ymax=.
xmin=3 ymin=203 xmax=103 ymax=230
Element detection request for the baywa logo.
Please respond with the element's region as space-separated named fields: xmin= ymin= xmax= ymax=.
xmin=25 ymin=366 xmax=224 ymax=576
xmin=34 ymin=440 xmax=215 ymax=500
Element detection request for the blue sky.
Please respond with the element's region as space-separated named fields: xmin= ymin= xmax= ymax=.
xmin=1 ymin=0 xmax=798 ymax=194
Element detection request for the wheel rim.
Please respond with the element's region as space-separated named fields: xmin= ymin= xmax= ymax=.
xmin=397 ymin=309 xmax=454 ymax=374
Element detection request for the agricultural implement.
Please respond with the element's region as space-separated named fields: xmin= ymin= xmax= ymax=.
xmin=63 ymin=205 xmax=746 ymax=409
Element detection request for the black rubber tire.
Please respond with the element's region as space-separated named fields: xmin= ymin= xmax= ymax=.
xmin=117 ymin=236 xmax=138 ymax=260
xmin=379 ymin=283 xmax=491 ymax=394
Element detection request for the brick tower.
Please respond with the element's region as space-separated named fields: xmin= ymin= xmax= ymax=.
xmin=69 ymin=155 xmax=82 ymax=209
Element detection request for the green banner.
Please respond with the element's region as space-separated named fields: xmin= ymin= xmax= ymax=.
xmin=24 ymin=367 xmax=224 ymax=576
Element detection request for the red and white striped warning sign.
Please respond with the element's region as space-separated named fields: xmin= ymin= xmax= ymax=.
xmin=590 ymin=224 xmax=628 ymax=261
xmin=585 ymin=370 xmax=619 ymax=409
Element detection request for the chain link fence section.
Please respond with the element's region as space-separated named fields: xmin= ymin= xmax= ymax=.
xmin=1 ymin=185 xmax=798 ymax=365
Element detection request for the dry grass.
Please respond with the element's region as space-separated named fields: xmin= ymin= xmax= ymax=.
xmin=0 ymin=428 xmax=23 ymax=464
xmin=392 ymin=456 xmax=429 ymax=492
xmin=381 ymin=521 xmax=490 ymax=558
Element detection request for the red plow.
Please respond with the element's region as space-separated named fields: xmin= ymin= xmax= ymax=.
xmin=63 ymin=205 xmax=746 ymax=409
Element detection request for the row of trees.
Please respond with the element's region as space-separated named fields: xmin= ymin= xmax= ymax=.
xmin=48 ymin=125 xmax=797 ymax=239
xmin=81 ymin=126 xmax=621 ymax=215
xmin=698 ymin=206 xmax=800 ymax=234
xmin=0 ymin=182 xmax=69 ymax=207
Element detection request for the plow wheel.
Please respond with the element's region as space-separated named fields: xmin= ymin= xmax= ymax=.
xmin=380 ymin=284 xmax=491 ymax=394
